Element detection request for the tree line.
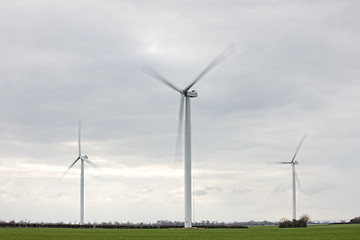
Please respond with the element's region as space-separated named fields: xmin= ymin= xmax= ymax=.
xmin=278 ymin=215 xmax=360 ymax=228
xmin=2 ymin=216 xmax=357 ymax=229
xmin=0 ymin=220 xmax=248 ymax=229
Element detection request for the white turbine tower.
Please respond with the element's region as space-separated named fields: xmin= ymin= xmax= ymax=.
xmin=279 ymin=134 xmax=307 ymax=221
xmin=143 ymin=45 xmax=235 ymax=228
xmin=62 ymin=121 xmax=95 ymax=225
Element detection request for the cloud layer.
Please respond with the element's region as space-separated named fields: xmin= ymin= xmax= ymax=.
xmin=0 ymin=0 xmax=359 ymax=223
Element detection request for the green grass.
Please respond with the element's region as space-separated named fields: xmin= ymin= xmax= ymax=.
xmin=0 ymin=224 xmax=359 ymax=240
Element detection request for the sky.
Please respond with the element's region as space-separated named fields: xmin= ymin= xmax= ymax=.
xmin=0 ymin=0 xmax=359 ymax=224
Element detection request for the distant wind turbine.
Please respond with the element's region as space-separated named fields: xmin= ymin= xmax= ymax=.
xmin=61 ymin=121 xmax=95 ymax=225
xmin=143 ymin=45 xmax=235 ymax=228
xmin=278 ymin=134 xmax=307 ymax=220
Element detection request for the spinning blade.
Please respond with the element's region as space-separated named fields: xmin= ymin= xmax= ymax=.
xmin=291 ymin=133 xmax=308 ymax=163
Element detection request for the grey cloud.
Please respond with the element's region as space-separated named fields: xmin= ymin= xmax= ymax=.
xmin=0 ymin=0 xmax=359 ymax=223
xmin=194 ymin=186 xmax=222 ymax=197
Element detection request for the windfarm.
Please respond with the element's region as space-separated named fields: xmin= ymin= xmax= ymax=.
xmin=0 ymin=1 xmax=360 ymax=239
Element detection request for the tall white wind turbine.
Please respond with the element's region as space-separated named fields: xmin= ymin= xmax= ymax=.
xmin=143 ymin=45 xmax=235 ymax=228
xmin=62 ymin=121 xmax=95 ymax=225
xmin=279 ymin=134 xmax=307 ymax=221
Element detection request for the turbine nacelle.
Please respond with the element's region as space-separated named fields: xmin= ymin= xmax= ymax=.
xmin=81 ymin=155 xmax=89 ymax=160
xmin=292 ymin=160 xmax=298 ymax=165
xmin=185 ymin=89 xmax=198 ymax=98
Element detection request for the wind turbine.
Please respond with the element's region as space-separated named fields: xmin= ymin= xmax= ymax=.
xmin=143 ymin=45 xmax=235 ymax=228
xmin=279 ymin=134 xmax=307 ymax=221
xmin=61 ymin=121 xmax=95 ymax=225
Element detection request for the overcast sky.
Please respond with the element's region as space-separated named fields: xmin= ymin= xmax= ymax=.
xmin=1 ymin=0 xmax=359 ymax=224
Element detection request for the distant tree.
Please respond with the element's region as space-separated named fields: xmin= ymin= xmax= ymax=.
xmin=298 ymin=214 xmax=310 ymax=227
xmin=279 ymin=218 xmax=292 ymax=228
xmin=350 ymin=216 xmax=360 ymax=224
xmin=279 ymin=215 xmax=310 ymax=228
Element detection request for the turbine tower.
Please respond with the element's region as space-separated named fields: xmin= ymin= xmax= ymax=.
xmin=279 ymin=134 xmax=307 ymax=221
xmin=143 ymin=45 xmax=235 ymax=228
xmin=62 ymin=121 xmax=95 ymax=225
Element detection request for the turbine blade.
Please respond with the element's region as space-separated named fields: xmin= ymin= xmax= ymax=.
xmin=78 ymin=120 xmax=82 ymax=156
xmin=84 ymin=159 xmax=97 ymax=168
xmin=291 ymin=133 xmax=308 ymax=163
xmin=184 ymin=43 xmax=236 ymax=92
xmin=277 ymin=161 xmax=292 ymax=164
xmin=175 ymin=95 xmax=185 ymax=163
xmin=60 ymin=157 xmax=80 ymax=181
xmin=68 ymin=157 xmax=81 ymax=171
xmin=294 ymin=167 xmax=304 ymax=192
xmin=143 ymin=63 xmax=182 ymax=93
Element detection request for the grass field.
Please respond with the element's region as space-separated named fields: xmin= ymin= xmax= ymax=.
xmin=0 ymin=224 xmax=359 ymax=240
